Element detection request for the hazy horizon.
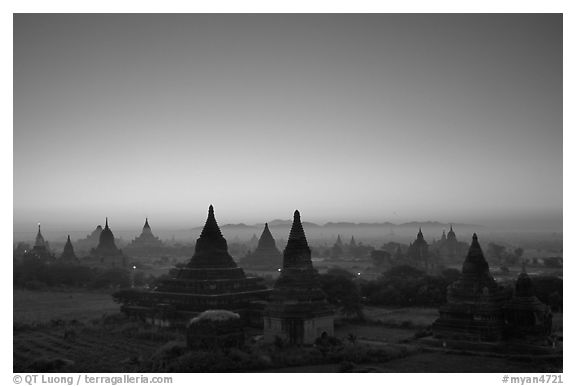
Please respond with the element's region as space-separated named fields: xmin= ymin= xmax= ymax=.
xmin=14 ymin=14 xmax=562 ymax=235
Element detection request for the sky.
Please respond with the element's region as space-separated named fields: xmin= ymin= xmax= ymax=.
xmin=13 ymin=14 xmax=562 ymax=235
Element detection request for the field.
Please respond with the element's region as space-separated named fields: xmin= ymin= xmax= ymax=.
xmin=13 ymin=324 xmax=164 ymax=372
xmin=14 ymin=289 xmax=119 ymax=323
xmin=13 ymin=289 xmax=563 ymax=372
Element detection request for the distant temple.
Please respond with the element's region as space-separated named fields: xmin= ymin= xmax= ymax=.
xmin=432 ymin=233 xmax=512 ymax=341
xmin=22 ymin=224 xmax=55 ymax=263
xmin=504 ymin=266 xmax=553 ymax=342
xmin=264 ymin=210 xmax=334 ymax=345
xmin=87 ymin=218 xmax=128 ymax=268
xmin=432 ymin=234 xmax=555 ymax=346
xmin=124 ymin=218 xmax=165 ymax=257
xmin=59 ymin=235 xmax=79 ymax=264
xmin=405 ymin=228 xmax=434 ymax=272
xmin=432 ymin=225 xmax=468 ymax=264
xmin=115 ymin=205 xmax=270 ymax=327
xmin=75 ymin=225 xmax=103 ymax=254
xmin=240 ymin=223 xmax=283 ymax=270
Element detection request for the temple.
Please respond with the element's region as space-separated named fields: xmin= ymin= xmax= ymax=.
xmin=264 ymin=210 xmax=334 ymax=345
xmin=59 ymin=235 xmax=79 ymax=264
xmin=115 ymin=205 xmax=271 ymax=327
xmin=240 ymin=223 xmax=283 ymax=270
xmin=87 ymin=218 xmax=128 ymax=268
xmin=75 ymin=225 xmax=103 ymax=254
xmin=124 ymin=218 xmax=165 ymax=257
xmin=405 ymin=228 xmax=434 ymax=272
xmin=504 ymin=266 xmax=553 ymax=342
xmin=432 ymin=225 xmax=468 ymax=265
xmin=22 ymin=224 xmax=55 ymax=263
xmin=432 ymin=233 xmax=512 ymax=341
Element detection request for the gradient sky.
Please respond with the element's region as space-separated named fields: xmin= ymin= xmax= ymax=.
xmin=13 ymin=14 xmax=562 ymax=234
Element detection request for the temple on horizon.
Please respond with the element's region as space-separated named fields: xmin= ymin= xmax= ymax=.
xmin=59 ymin=235 xmax=79 ymax=264
xmin=240 ymin=223 xmax=283 ymax=270
xmin=22 ymin=224 xmax=55 ymax=263
xmin=124 ymin=218 xmax=165 ymax=257
xmin=87 ymin=218 xmax=129 ymax=268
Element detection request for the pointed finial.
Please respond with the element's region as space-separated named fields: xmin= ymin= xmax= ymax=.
xmin=67 ymin=235 xmax=71 ymax=242
xmin=105 ymin=217 xmax=109 ymax=228
xmin=472 ymin=233 xmax=478 ymax=240
xmin=264 ymin=222 xmax=269 ymax=229
xmin=294 ymin=210 xmax=300 ymax=221
xmin=450 ymin=224 xmax=453 ymax=231
xmin=209 ymin=205 xmax=214 ymax=212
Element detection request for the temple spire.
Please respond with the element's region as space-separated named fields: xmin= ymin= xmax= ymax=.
xmin=281 ymin=210 xmax=312 ymax=270
xmin=189 ymin=205 xmax=236 ymax=268
xmin=35 ymin=222 xmax=46 ymax=247
xmin=105 ymin=217 xmax=109 ymax=228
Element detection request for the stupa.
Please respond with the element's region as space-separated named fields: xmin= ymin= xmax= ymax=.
xmin=59 ymin=235 xmax=79 ymax=264
xmin=115 ymin=205 xmax=271 ymax=327
xmin=432 ymin=233 xmax=512 ymax=341
xmin=88 ymin=218 xmax=128 ymax=268
xmin=263 ymin=210 xmax=334 ymax=345
xmin=240 ymin=223 xmax=283 ymax=270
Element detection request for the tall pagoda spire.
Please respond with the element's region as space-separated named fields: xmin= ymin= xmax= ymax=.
xmin=144 ymin=217 xmax=150 ymax=229
xmin=189 ymin=205 xmax=237 ymax=268
xmin=282 ymin=210 xmax=313 ymax=269
xmin=97 ymin=217 xmax=119 ymax=251
xmin=447 ymin=224 xmax=456 ymax=240
xmin=60 ymin=235 xmax=77 ymax=262
xmin=35 ymin=223 xmax=46 ymax=247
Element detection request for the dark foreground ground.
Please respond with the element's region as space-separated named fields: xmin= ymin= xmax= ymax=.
xmin=13 ymin=289 xmax=563 ymax=373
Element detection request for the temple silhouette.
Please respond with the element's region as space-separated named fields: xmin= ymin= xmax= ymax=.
xmin=263 ymin=210 xmax=334 ymax=345
xmin=432 ymin=234 xmax=553 ymax=345
xmin=22 ymin=224 xmax=55 ymax=263
xmin=87 ymin=218 xmax=128 ymax=268
xmin=124 ymin=218 xmax=165 ymax=257
xmin=240 ymin=223 xmax=283 ymax=270
xmin=115 ymin=206 xmax=270 ymax=327
xmin=58 ymin=235 xmax=79 ymax=264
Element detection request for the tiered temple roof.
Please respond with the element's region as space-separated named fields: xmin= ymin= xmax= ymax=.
xmin=89 ymin=218 xmax=128 ymax=267
xmin=116 ymin=205 xmax=270 ymax=327
xmin=125 ymin=218 xmax=165 ymax=257
xmin=241 ymin=223 xmax=283 ymax=270
xmin=264 ymin=211 xmax=333 ymax=345
xmin=433 ymin=233 xmax=512 ymax=341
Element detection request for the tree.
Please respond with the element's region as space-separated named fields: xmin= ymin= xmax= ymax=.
xmin=319 ymin=271 xmax=364 ymax=320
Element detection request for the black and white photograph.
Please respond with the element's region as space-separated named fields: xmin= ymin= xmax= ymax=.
xmin=12 ymin=11 xmax=564 ymax=375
